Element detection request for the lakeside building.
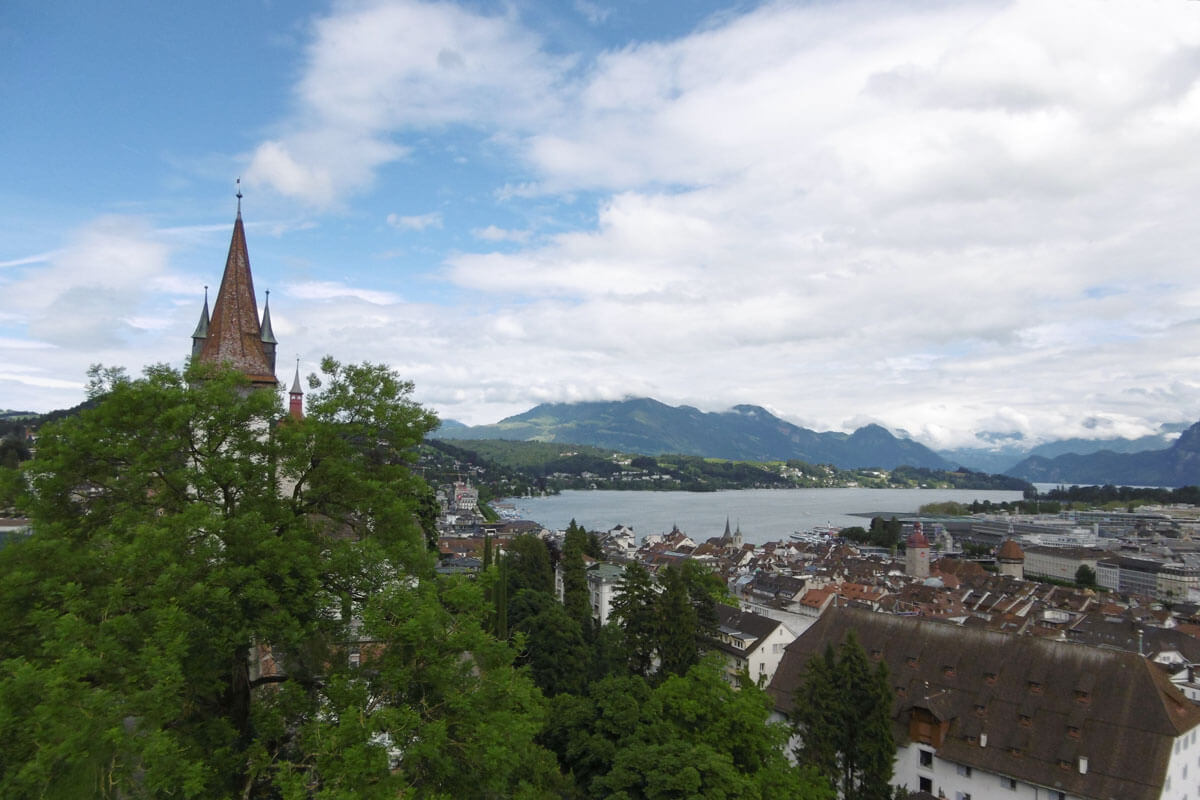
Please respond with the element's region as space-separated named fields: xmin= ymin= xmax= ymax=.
xmin=770 ymin=606 xmax=1200 ymax=800
xmin=1096 ymin=555 xmax=1200 ymax=602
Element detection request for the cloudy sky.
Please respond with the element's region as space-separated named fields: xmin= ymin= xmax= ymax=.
xmin=3 ymin=0 xmax=1200 ymax=452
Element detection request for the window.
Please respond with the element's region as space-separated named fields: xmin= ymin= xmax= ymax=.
xmin=919 ymin=777 xmax=932 ymax=793
xmin=956 ymin=764 xmax=972 ymax=777
xmin=956 ymin=793 xmax=972 ymax=800
xmin=919 ymin=750 xmax=933 ymax=768
xmin=1000 ymin=777 xmax=1017 ymax=790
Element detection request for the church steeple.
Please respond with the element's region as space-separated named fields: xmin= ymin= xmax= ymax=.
xmin=195 ymin=189 xmax=277 ymax=387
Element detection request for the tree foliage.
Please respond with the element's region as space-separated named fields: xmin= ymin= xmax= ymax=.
xmin=0 ymin=360 xmax=560 ymax=799
xmin=793 ymin=631 xmax=895 ymax=800
xmin=543 ymin=659 xmax=833 ymax=800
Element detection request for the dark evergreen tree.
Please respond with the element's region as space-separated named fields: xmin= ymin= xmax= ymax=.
xmin=506 ymin=533 xmax=554 ymax=596
xmin=793 ymin=644 xmax=841 ymax=788
xmin=562 ymin=520 xmax=593 ymax=633
xmin=610 ymin=562 xmax=659 ymax=677
xmin=656 ymin=565 xmax=700 ymax=678
xmin=793 ymin=632 xmax=895 ymax=800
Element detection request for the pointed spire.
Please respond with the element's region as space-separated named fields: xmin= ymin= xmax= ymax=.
xmin=260 ymin=290 xmax=278 ymax=345
xmin=196 ymin=197 xmax=277 ymax=387
xmin=289 ymin=357 xmax=304 ymax=420
xmin=723 ymin=516 xmax=732 ymax=540
xmin=191 ymin=285 xmax=210 ymax=359
xmin=290 ymin=358 xmax=302 ymax=395
xmin=192 ymin=285 xmax=210 ymax=338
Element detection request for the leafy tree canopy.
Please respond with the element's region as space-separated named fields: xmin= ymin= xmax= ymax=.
xmin=0 ymin=359 xmax=561 ymax=799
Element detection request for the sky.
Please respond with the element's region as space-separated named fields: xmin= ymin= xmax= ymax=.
xmin=3 ymin=0 xmax=1200 ymax=453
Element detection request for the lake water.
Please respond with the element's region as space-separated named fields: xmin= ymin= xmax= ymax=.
xmin=503 ymin=488 xmax=1025 ymax=546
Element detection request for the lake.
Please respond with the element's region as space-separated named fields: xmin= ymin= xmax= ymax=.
xmin=503 ymin=487 xmax=1025 ymax=546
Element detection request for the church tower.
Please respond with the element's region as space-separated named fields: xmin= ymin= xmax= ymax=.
xmin=193 ymin=188 xmax=278 ymax=389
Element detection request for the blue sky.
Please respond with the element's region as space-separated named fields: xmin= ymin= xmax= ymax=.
xmin=3 ymin=0 xmax=1200 ymax=452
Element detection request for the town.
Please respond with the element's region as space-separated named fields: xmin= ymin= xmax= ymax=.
xmin=431 ymin=471 xmax=1200 ymax=800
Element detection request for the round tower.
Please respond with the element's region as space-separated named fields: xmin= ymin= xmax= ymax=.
xmin=906 ymin=521 xmax=931 ymax=579
xmin=996 ymin=538 xmax=1025 ymax=580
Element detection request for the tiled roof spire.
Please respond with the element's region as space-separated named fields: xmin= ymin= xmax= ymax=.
xmin=196 ymin=192 xmax=277 ymax=387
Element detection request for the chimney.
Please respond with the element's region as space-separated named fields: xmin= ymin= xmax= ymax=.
xmin=1078 ymin=756 xmax=1088 ymax=774
xmin=1137 ymin=628 xmax=1144 ymax=657
xmin=980 ymin=733 xmax=988 ymax=748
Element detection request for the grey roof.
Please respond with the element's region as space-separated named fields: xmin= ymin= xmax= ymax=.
xmin=768 ymin=607 xmax=1200 ymax=800
xmin=191 ymin=292 xmax=210 ymax=339
xmin=710 ymin=604 xmax=782 ymax=657
xmin=260 ymin=292 xmax=278 ymax=345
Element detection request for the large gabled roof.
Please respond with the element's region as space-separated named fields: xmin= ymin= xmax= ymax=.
xmin=769 ymin=607 xmax=1200 ymax=800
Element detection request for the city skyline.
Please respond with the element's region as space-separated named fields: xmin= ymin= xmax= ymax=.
xmin=3 ymin=0 xmax=1200 ymax=451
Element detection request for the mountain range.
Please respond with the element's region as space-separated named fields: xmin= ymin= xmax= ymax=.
xmin=434 ymin=397 xmax=1200 ymax=486
xmin=434 ymin=398 xmax=955 ymax=470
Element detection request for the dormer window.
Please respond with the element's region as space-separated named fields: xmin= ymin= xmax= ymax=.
xmin=985 ymin=671 xmax=997 ymax=685
xmin=1067 ymin=725 xmax=1080 ymax=739
xmin=1018 ymin=713 xmax=1032 ymax=727
xmin=1028 ymin=680 xmax=1043 ymax=695
xmin=1074 ymin=689 xmax=1090 ymax=704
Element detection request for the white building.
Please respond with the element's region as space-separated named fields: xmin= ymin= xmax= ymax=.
xmin=709 ymin=604 xmax=796 ymax=686
xmin=770 ymin=607 xmax=1200 ymax=800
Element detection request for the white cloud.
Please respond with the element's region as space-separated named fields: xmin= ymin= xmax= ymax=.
xmin=471 ymin=225 xmax=529 ymax=243
xmin=286 ymin=280 xmax=401 ymax=305
xmin=387 ymin=212 xmax=443 ymax=231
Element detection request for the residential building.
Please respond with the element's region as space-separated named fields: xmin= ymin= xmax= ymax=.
xmin=769 ymin=607 xmax=1200 ymax=800
xmin=708 ymin=604 xmax=795 ymax=686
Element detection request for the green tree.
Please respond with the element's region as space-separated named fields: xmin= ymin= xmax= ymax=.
xmin=656 ymin=565 xmax=700 ymax=677
xmin=1075 ymin=563 xmax=1097 ymax=588
xmin=793 ymin=632 xmax=895 ymax=800
xmin=611 ymin=563 xmax=660 ymax=677
xmin=792 ymin=644 xmax=841 ymax=786
xmin=0 ymin=360 xmax=560 ymax=799
xmin=506 ymin=533 xmax=554 ymax=596
xmin=544 ymin=659 xmax=833 ymax=800
xmin=562 ymin=520 xmax=593 ymax=632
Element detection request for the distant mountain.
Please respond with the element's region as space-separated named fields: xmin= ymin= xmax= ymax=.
xmin=431 ymin=398 xmax=953 ymax=470
xmin=1005 ymin=422 xmax=1200 ymax=487
xmin=938 ymin=423 xmax=1189 ymax=474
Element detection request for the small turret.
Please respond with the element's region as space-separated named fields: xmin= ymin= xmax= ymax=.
xmin=261 ymin=290 xmax=278 ymax=374
xmin=289 ymin=359 xmax=304 ymax=420
xmin=191 ymin=286 xmax=210 ymax=359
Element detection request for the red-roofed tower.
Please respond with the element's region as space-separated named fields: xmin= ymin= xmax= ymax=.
xmin=194 ymin=187 xmax=278 ymax=388
xmin=289 ymin=360 xmax=304 ymax=420
xmin=906 ymin=521 xmax=931 ymax=579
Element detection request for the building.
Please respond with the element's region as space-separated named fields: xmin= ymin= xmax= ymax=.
xmin=585 ymin=562 xmax=627 ymax=626
xmin=769 ymin=607 xmax=1200 ymax=800
xmin=1022 ymin=546 xmax=1104 ymax=583
xmin=995 ymin=539 xmax=1025 ymax=580
xmin=1096 ymin=555 xmax=1200 ymax=602
xmin=191 ymin=190 xmax=289 ymax=397
xmin=907 ymin=522 xmax=931 ymax=579
xmin=709 ymin=604 xmax=795 ymax=686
